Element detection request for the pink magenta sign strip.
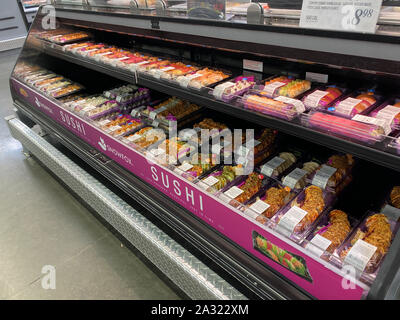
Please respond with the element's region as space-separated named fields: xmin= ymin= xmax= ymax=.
xmin=12 ymin=78 xmax=367 ymax=300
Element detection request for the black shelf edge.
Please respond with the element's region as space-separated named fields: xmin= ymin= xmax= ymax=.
xmin=12 ymin=97 xmax=312 ymax=301
xmin=30 ymin=42 xmax=400 ymax=173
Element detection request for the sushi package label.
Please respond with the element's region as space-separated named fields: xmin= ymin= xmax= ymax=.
xmin=312 ymin=164 xmax=336 ymax=189
xmin=213 ymin=81 xmax=235 ymax=100
xmin=283 ymin=168 xmax=308 ymax=189
xmin=304 ymin=90 xmax=329 ymax=109
xmin=275 ymin=96 xmax=306 ymax=113
xmin=261 ymin=157 xmax=285 ymax=177
xmin=376 ymin=105 xmax=400 ymax=127
xmin=335 ymin=98 xmax=362 ymax=116
xmin=263 ymin=81 xmax=287 ymax=97
xmin=248 ymin=199 xmax=270 ymax=215
xmin=352 ymin=114 xmax=392 ymax=135
xmin=277 ymin=206 xmax=308 ymax=237
xmin=305 ymin=234 xmax=332 ymax=258
xmin=344 ymin=239 xmax=377 ymax=272
xmin=202 ymin=175 xmax=219 ymax=187
xmin=178 ymin=162 xmax=194 ymax=172
xmin=223 ymin=186 xmax=244 ymax=199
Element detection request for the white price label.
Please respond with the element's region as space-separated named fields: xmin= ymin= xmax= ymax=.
xmin=179 ymin=74 xmax=201 ymax=88
xmin=335 ymin=98 xmax=362 ymax=116
xmin=261 ymin=157 xmax=285 ymax=177
xmin=248 ymin=199 xmax=270 ymax=215
xmin=223 ymin=186 xmax=244 ymax=199
xmin=376 ymin=105 xmax=400 ymax=126
xmin=344 ymin=239 xmax=377 ymax=272
xmin=304 ymin=90 xmax=329 ymax=109
xmin=152 ymin=120 xmax=160 ymax=128
xmin=149 ymin=148 xmax=165 ymax=157
xmin=97 ymin=119 xmax=111 ymax=126
xmin=202 ymin=175 xmax=219 ymax=187
xmin=300 ymin=0 xmax=383 ymax=34
xmin=243 ymin=59 xmax=263 ymax=72
xmin=312 ymin=165 xmax=337 ymax=189
xmin=213 ymin=81 xmax=235 ymax=100
xmin=178 ymin=162 xmax=194 ymax=172
xmin=282 ymin=168 xmax=307 ymax=189
xmin=274 ymin=96 xmax=306 ymax=113
xmin=277 ymin=206 xmax=308 ymax=237
xmin=352 ymin=114 xmax=391 ymax=135
xmin=306 ymin=234 xmax=332 ymax=258
xmin=263 ymin=81 xmax=287 ymax=97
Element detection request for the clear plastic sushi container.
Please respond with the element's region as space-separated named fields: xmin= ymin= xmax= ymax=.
xmin=368 ymin=97 xmax=400 ymax=132
xmin=103 ymin=84 xmax=139 ymax=99
xmin=330 ymin=211 xmax=400 ymax=285
xmin=175 ymin=67 xmax=234 ymax=94
xmin=306 ymin=154 xmax=354 ymax=194
xmin=50 ymin=83 xmax=85 ymax=98
xmin=217 ymin=170 xmax=273 ymax=208
xmin=83 ymin=100 xmax=120 ymax=120
xmin=255 ymin=75 xmax=312 ymax=99
xmin=105 ymin=117 xmax=145 ymax=138
xmin=280 ymin=159 xmax=322 ymax=192
xmin=302 ymin=110 xmax=387 ymax=144
xmin=63 ymin=41 xmax=96 ymax=53
xmin=121 ymin=127 xmax=166 ymax=154
xmin=27 ymin=73 xmax=59 ymax=86
xmin=195 ymin=165 xmax=245 ymax=195
xmin=302 ymin=85 xmax=349 ymax=111
xmin=302 ymin=210 xmax=358 ymax=261
xmin=320 ymin=89 xmax=383 ymax=119
xmin=242 ymin=93 xmax=306 ymax=121
xmin=114 ymin=88 xmax=150 ymax=104
xmin=159 ymin=63 xmax=201 ymax=84
xmin=139 ymin=97 xmax=180 ymax=121
xmin=45 ymin=32 xmax=91 ymax=45
xmin=73 ymin=95 xmax=109 ymax=115
xmin=258 ymin=150 xmax=302 ymax=180
xmin=173 ymin=153 xmax=220 ymax=182
xmin=145 ymin=137 xmax=196 ymax=166
xmin=74 ymin=44 xmax=107 ymax=57
xmin=137 ymin=58 xmax=174 ymax=75
xmin=240 ymin=180 xmax=298 ymax=226
xmin=270 ymin=186 xmax=336 ymax=243
xmin=210 ymin=76 xmax=256 ymax=103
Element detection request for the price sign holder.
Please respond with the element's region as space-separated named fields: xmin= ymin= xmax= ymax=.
xmin=300 ymin=0 xmax=383 ymax=34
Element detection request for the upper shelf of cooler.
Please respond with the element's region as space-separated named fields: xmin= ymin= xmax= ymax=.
xmin=47 ymin=2 xmax=400 ymax=75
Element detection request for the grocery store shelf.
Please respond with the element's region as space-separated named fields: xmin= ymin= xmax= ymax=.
xmin=29 ymin=41 xmax=400 ymax=173
xmin=11 ymin=98 xmax=312 ymax=300
xmin=6 ymin=113 xmax=249 ymax=301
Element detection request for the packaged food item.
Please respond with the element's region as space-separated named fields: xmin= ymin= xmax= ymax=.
xmin=156 ymin=100 xmax=201 ymax=122
xmin=336 ymin=213 xmax=397 ymax=279
xmin=33 ymin=76 xmax=64 ymax=88
xmin=260 ymin=76 xmax=311 ymax=98
xmin=281 ymin=161 xmax=320 ymax=190
xmin=308 ymin=154 xmax=354 ymax=192
xmin=305 ymin=209 xmax=352 ymax=258
xmin=125 ymin=127 xmax=166 ymax=150
xmin=212 ymin=76 xmax=256 ymax=102
xmin=328 ymin=90 xmax=379 ymax=117
xmin=160 ymin=63 xmax=199 ymax=81
xmin=74 ymin=96 xmax=109 ymax=114
xmin=390 ymin=186 xmax=400 ymax=209
xmin=174 ymin=153 xmax=219 ymax=181
xmin=75 ymin=44 xmax=106 ymax=56
xmin=302 ymin=86 xmax=345 ymax=110
xmin=41 ymin=80 xmax=71 ymax=92
xmin=306 ymin=111 xmax=387 ymax=143
xmin=220 ymin=172 xmax=266 ymax=207
xmin=369 ymin=99 xmax=400 ymax=132
xmin=176 ymin=68 xmax=230 ymax=90
xmin=141 ymin=97 xmax=181 ymax=119
xmin=81 ymin=100 xmax=119 ymax=119
xmin=273 ymin=185 xmax=335 ymax=242
xmin=64 ymin=41 xmax=95 ymax=53
xmin=260 ymin=152 xmax=298 ymax=178
xmin=49 ymin=31 xmax=91 ymax=44
xmin=242 ymin=183 xmax=295 ymax=224
xmin=197 ymin=165 xmax=243 ymax=194
xmin=51 ymin=83 xmax=83 ymax=98
xmin=243 ymin=94 xmax=306 ymax=120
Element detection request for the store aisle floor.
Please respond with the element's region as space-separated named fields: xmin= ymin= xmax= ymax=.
xmin=0 ymin=50 xmax=180 ymax=300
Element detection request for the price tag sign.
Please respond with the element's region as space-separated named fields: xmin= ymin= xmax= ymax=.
xmin=300 ymin=0 xmax=383 ymax=34
xmin=344 ymin=239 xmax=377 ymax=272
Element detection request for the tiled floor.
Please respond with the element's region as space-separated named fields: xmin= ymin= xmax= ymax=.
xmin=0 ymin=50 xmax=180 ymax=300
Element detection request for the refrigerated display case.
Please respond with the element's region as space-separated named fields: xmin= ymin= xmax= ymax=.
xmin=6 ymin=1 xmax=400 ymax=300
